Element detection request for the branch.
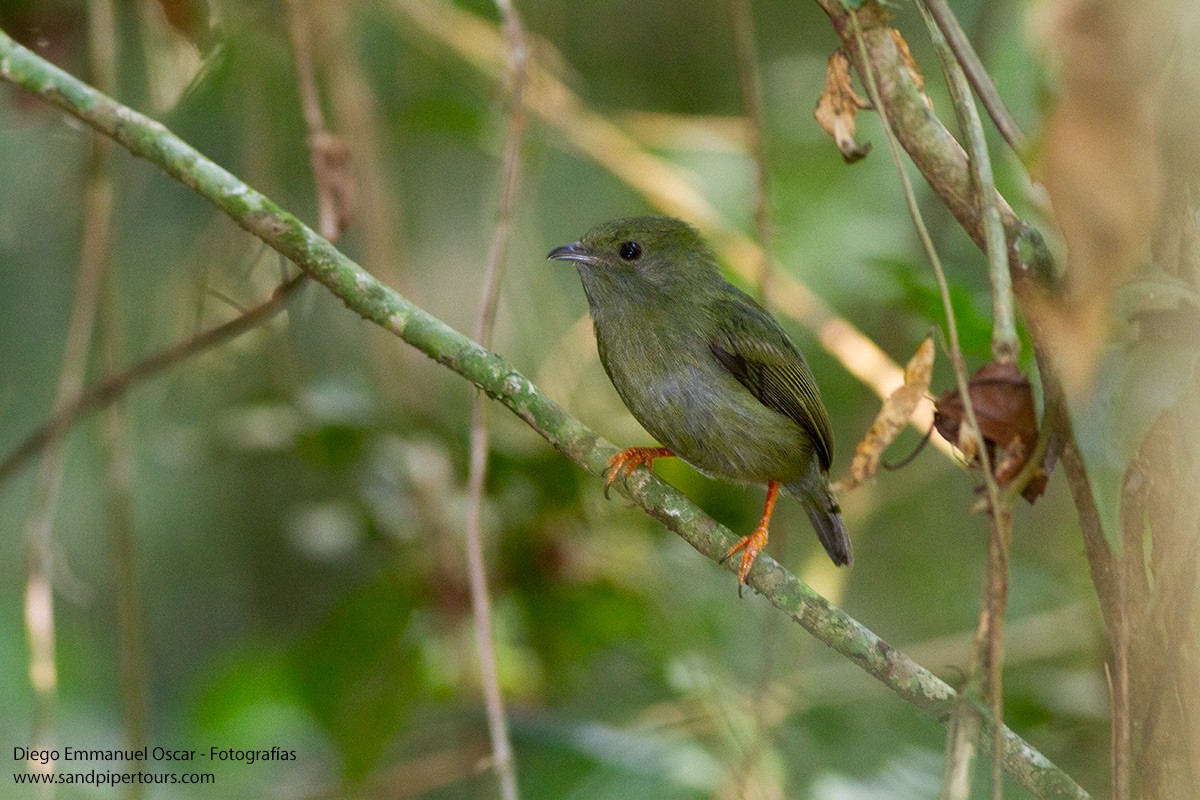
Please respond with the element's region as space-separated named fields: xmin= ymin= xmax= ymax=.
xmin=814 ymin=0 xmax=1030 ymax=268
xmin=284 ymin=0 xmax=351 ymax=241
xmin=913 ymin=3 xmax=1018 ymax=795
xmin=19 ymin=0 xmax=120 ymax=764
xmin=0 ymin=29 xmax=1088 ymax=800
xmin=728 ymin=0 xmax=774 ymax=300
xmin=0 ymin=277 xmax=302 ymax=488
xmin=915 ymin=1 xmax=1017 ymax=364
xmin=844 ymin=12 xmax=1010 ymax=797
xmin=920 ymin=0 xmax=1027 ymax=153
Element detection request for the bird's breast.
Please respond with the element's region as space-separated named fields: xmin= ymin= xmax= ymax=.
xmin=593 ymin=314 xmax=814 ymax=484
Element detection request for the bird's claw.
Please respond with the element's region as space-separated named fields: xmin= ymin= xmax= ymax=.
xmin=722 ymin=525 xmax=769 ymax=588
xmin=603 ymin=448 xmax=670 ymax=499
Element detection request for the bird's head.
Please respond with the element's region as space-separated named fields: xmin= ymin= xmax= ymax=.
xmin=548 ymin=215 xmax=721 ymax=313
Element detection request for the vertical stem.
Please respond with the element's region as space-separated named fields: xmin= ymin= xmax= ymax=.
xmin=87 ymin=1 xmax=151 ymax=795
xmin=101 ymin=294 xmax=150 ymax=798
xmin=728 ymin=0 xmax=773 ymax=302
xmin=1109 ymin=557 xmax=1131 ymax=800
xmin=914 ymin=4 xmax=1019 ymax=797
xmin=20 ymin=1 xmax=118 ymax=786
xmin=914 ymin=1 xmax=1017 ymax=365
xmin=848 ymin=10 xmax=1009 ymax=798
xmin=920 ymin=0 xmax=1026 ymax=154
xmin=284 ymin=0 xmax=345 ymax=242
xmin=463 ymin=2 xmax=528 ymax=798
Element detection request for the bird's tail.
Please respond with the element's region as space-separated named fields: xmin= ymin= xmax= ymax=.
xmin=786 ymin=480 xmax=852 ymax=567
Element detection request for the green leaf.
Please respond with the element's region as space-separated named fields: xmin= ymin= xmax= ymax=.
xmin=1069 ymin=337 xmax=1200 ymax=552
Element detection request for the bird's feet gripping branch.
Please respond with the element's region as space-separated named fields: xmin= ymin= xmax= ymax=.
xmin=604 ymin=447 xmax=674 ymax=499
xmin=721 ymin=481 xmax=779 ymax=586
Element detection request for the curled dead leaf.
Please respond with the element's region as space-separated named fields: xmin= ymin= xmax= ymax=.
xmin=832 ymin=337 xmax=934 ymax=494
xmin=815 ymin=51 xmax=872 ymax=163
xmin=934 ymin=361 xmax=1047 ymax=503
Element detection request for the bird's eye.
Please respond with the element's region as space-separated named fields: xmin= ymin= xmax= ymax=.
xmin=618 ymin=241 xmax=642 ymax=261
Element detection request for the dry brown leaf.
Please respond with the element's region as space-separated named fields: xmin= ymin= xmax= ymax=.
xmin=993 ymin=435 xmax=1027 ymax=487
xmin=993 ymin=435 xmax=1049 ymax=503
xmin=153 ymin=0 xmax=211 ymax=45
xmin=814 ymin=51 xmax=872 ymax=163
xmin=832 ymin=337 xmax=934 ymax=493
xmin=934 ymin=361 xmax=1047 ymax=502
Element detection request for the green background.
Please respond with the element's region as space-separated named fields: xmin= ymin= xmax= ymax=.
xmin=0 ymin=0 xmax=1105 ymax=797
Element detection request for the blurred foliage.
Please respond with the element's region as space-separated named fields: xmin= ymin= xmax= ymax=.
xmin=0 ymin=0 xmax=1109 ymax=798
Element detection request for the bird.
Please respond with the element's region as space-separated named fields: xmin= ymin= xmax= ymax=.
xmin=548 ymin=215 xmax=851 ymax=586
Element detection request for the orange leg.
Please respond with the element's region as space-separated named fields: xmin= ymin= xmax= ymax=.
xmin=604 ymin=447 xmax=674 ymax=499
xmin=722 ymin=481 xmax=779 ymax=586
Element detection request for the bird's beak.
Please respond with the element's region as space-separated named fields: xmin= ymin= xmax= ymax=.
xmin=547 ymin=241 xmax=598 ymax=265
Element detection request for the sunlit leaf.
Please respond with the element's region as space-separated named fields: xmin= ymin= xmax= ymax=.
xmin=833 ymin=336 xmax=933 ymax=492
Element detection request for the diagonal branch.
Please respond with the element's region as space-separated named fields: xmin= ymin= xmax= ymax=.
xmin=0 ymin=277 xmax=302 ymax=488
xmin=920 ymin=0 xmax=1027 ymax=154
xmin=815 ymin=0 xmax=1030 ymax=268
xmin=0 ymin=30 xmax=1088 ymax=800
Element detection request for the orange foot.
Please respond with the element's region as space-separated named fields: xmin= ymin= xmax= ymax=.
xmin=722 ymin=525 xmax=769 ymax=585
xmin=720 ymin=481 xmax=779 ymax=589
xmin=604 ymin=447 xmax=674 ymax=499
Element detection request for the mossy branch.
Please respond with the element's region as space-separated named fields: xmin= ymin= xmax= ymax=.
xmin=0 ymin=28 xmax=1087 ymax=800
xmin=816 ymin=0 xmax=1027 ymax=267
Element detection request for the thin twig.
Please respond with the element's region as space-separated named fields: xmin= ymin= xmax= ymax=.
xmin=920 ymin=0 xmax=1026 ymax=154
xmin=915 ymin=3 xmax=1018 ymax=796
xmin=728 ymin=0 xmax=773 ymax=301
xmin=846 ymin=14 xmax=998 ymax=511
xmin=847 ymin=11 xmax=1008 ymax=799
xmin=284 ymin=0 xmax=350 ymax=241
xmin=1110 ymin=530 xmax=1132 ymax=800
xmin=915 ymin=2 xmax=1018 ymax=364
xmin=727 ymin=1 xmax=786 ymax=791
xmin=100 ymin=292 xmax=151 ymax=794
xmin=20 ymin=0 xmax=120 ymax=780
xmin=463 ymin=1 xmax=527 ymax=798
xmin=85 ymin=0 xmax=152 ymax=793
xmin=0 ymin=278 xmax=303 ymax=488
xmin=0 ymin=39 xmax=1091 ymax=797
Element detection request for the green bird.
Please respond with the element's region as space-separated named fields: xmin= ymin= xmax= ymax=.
xmin=548 ymin=215 xmax=851 ymax=585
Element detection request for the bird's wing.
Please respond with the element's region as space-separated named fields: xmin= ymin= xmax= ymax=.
xmin=707 ymin=289 xmax=834 ymax=471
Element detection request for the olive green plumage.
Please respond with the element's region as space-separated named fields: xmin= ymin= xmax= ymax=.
xmin=549 ymin=215 xmax=851 ymax=566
